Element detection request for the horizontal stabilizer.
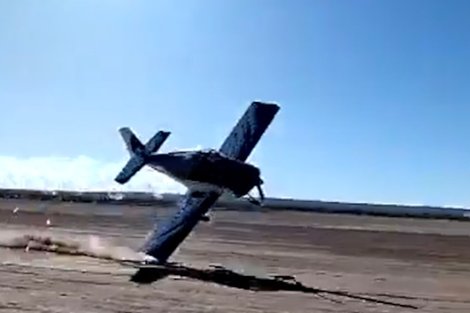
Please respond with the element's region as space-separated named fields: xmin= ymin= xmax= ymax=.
xmin=145 ymin=131 xmax=171 ymax=154
xmin=219 ymin=102 xmax=280 ymax=161
xmin=119 ymin=127 xmax=144 ymax=157
xmin=115 ymin=154 xmax=146 ymax=184
xmin=115 ymin=128 xmax=170 ymax=184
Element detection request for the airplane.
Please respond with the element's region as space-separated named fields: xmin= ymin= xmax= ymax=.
xmin=114 ymin=103 xmax=277 ymax=207
xmin=113 ymin=101 xmax=280 ymax=281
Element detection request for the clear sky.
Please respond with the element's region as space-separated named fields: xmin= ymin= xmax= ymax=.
xmin=1 ymin=0 xmax=469 ymax=207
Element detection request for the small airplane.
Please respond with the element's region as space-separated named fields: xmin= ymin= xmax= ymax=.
xmin=114 ymin=103 xmax=279 ymax=207
xmin=114 ymin=101 xmax=280 ymax=281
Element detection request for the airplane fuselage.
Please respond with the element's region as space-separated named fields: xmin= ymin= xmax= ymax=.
xmin=146 ymin=149 xmax=262 ymax=198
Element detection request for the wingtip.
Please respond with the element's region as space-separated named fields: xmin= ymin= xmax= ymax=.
xmin=252 ymin=101 xmax=281 ymax=110
xmin=118 ymin=126 xmax=131 ymax=132
xmin=114 ymin=174 xmax=127 ymax=185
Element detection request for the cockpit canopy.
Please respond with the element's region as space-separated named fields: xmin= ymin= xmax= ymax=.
xmin=168 ymin=148 xmax=231 ymax=160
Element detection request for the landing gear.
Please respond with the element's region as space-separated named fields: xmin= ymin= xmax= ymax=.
xmin=247 ymin=195 xmax=261 ymax=206
xmin=246 ymin=182 xmax=265 ymax=206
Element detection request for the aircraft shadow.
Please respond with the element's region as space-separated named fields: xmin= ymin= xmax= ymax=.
xmin=0 ymin=233 xmax=418 ymax=310
xmin=130 ymin=263 xmax=419 ymax=310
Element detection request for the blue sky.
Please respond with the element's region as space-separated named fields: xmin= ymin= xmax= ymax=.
xmin=1 ymin=0 xmax=469 ymax=206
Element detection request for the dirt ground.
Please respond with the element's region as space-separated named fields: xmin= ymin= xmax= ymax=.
xmin=0 ymin=199 xmax=469 ymax=313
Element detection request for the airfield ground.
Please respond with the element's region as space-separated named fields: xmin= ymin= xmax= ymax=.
xmin=0 ymin=199 xmax=469 ymax=312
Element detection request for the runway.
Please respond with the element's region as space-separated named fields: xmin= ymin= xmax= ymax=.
xmin=0 ymin=199 xmax=469 ymax=313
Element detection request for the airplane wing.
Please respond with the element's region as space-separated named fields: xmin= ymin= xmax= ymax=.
xmin=131 ymin=190 xmax=221 ymax=283
xmin=219 ymin=102 xmax=280 ymax=162
xmin=137 ymin=190 xmax=221 ymax=263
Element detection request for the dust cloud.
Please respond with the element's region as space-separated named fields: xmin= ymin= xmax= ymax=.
xmin=0 ymin=229 xmax=146 ymax=262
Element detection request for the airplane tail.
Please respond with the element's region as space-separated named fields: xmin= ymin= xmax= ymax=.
xmin=115 ymin=127 xmax=170 ymax=184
